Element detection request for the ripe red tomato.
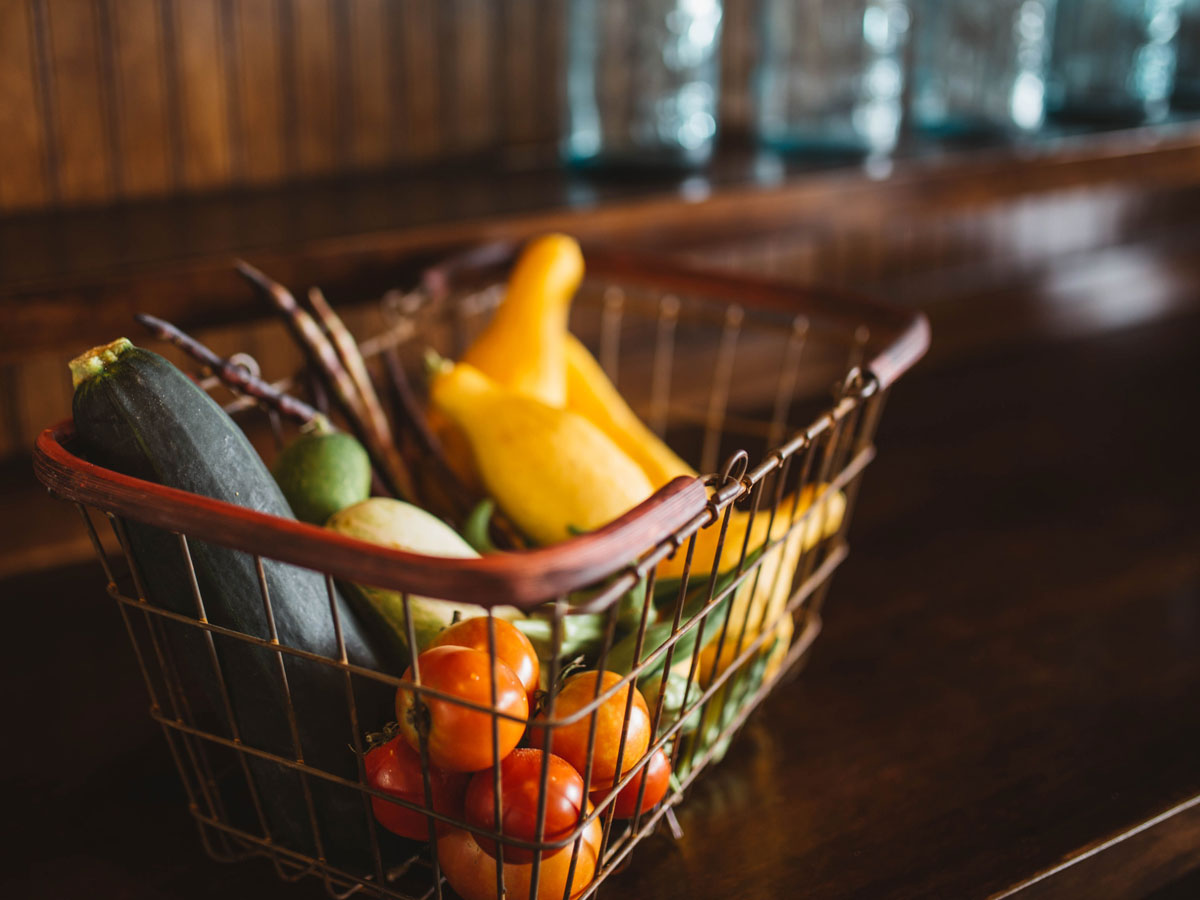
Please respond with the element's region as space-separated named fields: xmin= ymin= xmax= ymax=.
xmin=464 ymin=748 xmax=585 ymax=862
xmin=528 ymin=670 xmax=651 ymax=785
xmin=437 ymin=808 xmax=601 ymax=900
xmin=364 ymin=736 xmax=468 ymax=840
xmin=428 ymin=617 xmax=540 ymax=697
xmin=589 ymin=746 xmax=671 ymax=819
xmin=396 ymin=646 xmax=528 ymax=772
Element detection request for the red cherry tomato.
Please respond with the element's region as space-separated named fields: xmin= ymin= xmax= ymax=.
xmin=589 ymin=746 xmax=671 ymax=819
xmin=529 ymin=670 xmax=651 ymax=785
xmin=364 ymin=736 xmax=468 ymax=840
xmin=437 ymin=809 xmax=601 ymax=900
xmin=464 ymin=748 xmax=585 ymax=862
xmin=428 ymin=617 xmax=540 ymax=697
xmin=396 ymin=646 xmax=528 ymax=772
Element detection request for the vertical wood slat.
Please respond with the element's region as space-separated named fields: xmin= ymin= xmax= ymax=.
xmin=346 ymin=0 xmax=391 ymax=170
xmin=384 ymin=0 xmax=408 ymax=162
xmin=0 ymin=0 xmax=770 ymax=213
xmin=451 ymin=0 xmax=495 ymax=153
xmin=218 ymin=0 xmax=244 ymax=184
xmin=290 ymin=0 xmax=338 ymax=176
xmin=503 ymin=0 xmax=538 ymax=147
xmin=44 ymin=0 xmax=116 ymax=204
xmin=234 ymin=0 xmax=287 ymax=185
xmin=538 ymin=0 xmax=565 ymax=145
xmin=400 ymin=0 xmax=442 ymax=161
xmin=110 ymin=0 xmax=172 ymax=198
xmin=173 ymin=0 xmax=232 ymax=190
xmin=330 ymin=0 xmax=352 ymax=168
xmin=0 ymin=0 xmax=50 ymax=210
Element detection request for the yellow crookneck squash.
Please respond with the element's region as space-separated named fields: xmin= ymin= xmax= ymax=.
xmin=432 ymin=233 xmax=585 ymax=491
xmin=430 ymin=361 xmax=655 ymax=546
xmin=462 ymin=233 xmax=584 ymax=407
xmin=563 ymin=332 xmax=696 ymax=488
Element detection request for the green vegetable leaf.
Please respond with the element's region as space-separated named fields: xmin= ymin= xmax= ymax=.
xmin=462 ymin=499 xmax=500 ymax=554
xmin=606 ymin=555 xmax=754 ymax=680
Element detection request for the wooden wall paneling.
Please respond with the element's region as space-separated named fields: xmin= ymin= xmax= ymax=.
xmin=44 ymin=0 xmax=116 ymax=205
xmin=502 ymin=0 xmax=538 ymax=147
xmin=1 ymin=0 xmax=762 ymax=211
xmin=0 ymin=0 xmax=51 ymax=210
xmin=488 ymin=0 xmax=509 ymax=149
xmin=448 ymin=0 xmax=496 ymax=153
xmin=399 ymin=0 xmax=443 ymax=161
xmin=109 ymin=0 xmax=172 ymax=197
xmin=219 ymin=0 xmax=246 ymax=182
xmin=345 ymin=0 xmax=391 ymax=170
xmin=233 ymin=0 xmax=287 ymax=185
xmin=383 ymin=0 xmax=408 ymax=162
xmin=173 ymin=0 xmax=233 ymax=190
xmin=330 ymin=0 xmax=352 ymax=167
xmin=434 ymin=0 xmax=459 ymax=151
xmin=290 ymin=0 xmax=339 ymax=176
xmin=539 ymin=0 xmax=564 ymax=145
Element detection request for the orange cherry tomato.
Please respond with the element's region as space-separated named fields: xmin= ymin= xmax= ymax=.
xmin=529 ymin=670 xmax=651 ymax=785
xmin=464 ymin=748 xmax=585 ymax=862
xmin=437 ymin=808 xmax=601 ymax=900
xmin=396 ymin=646 xmax=528 ymax=773
xmin=589 ymin=746 xmax=671 ymax=819
xmin=428 ymin=616 xmax=540 ymax=697
xmin=364 ymin=736 xmax=468 ymax=840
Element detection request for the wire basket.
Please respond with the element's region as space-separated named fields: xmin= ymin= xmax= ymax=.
xmin=33 ymin=247 xmax=928 ymax=900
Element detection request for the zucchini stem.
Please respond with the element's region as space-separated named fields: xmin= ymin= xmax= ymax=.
xmin=69 ymin=337 xmax=134 ymax=388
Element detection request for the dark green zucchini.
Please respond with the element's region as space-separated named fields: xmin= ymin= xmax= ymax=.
xmin=70 ymin=338 xmax=402 ymax=870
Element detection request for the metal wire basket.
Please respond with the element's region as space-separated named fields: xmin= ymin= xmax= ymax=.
xmin=33 ymin=247 xmax=928 ymax=900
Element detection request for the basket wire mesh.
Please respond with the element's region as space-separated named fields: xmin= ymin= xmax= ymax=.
xmin=37 ymin=253 xmax=923 ymax=900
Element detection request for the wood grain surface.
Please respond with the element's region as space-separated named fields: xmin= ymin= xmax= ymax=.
xmin=0 ymin=0 xmax=596 ymax=212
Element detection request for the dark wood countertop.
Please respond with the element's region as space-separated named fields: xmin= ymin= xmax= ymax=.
xmin=5 ymin=127 xmax=1200 ymax=898
xmin=6 ymin=265 xmax=1199 ymax=899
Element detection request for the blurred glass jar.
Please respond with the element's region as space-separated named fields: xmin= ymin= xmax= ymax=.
xmin=1047 ymin=0 xmax=1183 ymax=123
xmin=563 ymin=0 xmax=724 ymax=169
xmin=911 ymin=0 xmax=1058 ymax=136
xmin=754 ymin=0 xmax=911 ymax=156
xmin=1174 ymin=0 xmax=1200 ymax=107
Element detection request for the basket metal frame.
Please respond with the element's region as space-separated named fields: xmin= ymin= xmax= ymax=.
xmin=34 ymin=250 xmax=927 ymax=900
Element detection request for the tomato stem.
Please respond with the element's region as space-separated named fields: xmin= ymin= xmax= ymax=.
xmin=362 ymin=720 xmax=401 ymax=752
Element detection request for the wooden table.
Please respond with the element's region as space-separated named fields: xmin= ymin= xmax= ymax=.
xmin=5 ymin=127 xmax=1200 ymax=898
xmin=6 ymin=260 xmax=1199 ymax=899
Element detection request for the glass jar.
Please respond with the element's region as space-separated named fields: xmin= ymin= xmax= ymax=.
xmin=754 ymin=0 xmax=912 ymax=156
xmin=563 ymin=0 xmax=724 ymax=169
xmin=1047 ymin=0 xmax=1183 ymax=123
xmin=911 ymin=0 xmax=1058 ymax=136
xmin=1173 ymin=0 xmax=1200 ymax=107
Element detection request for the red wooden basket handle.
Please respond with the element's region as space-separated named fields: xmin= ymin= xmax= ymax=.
xmin=35 ymin=249 xmax=927 ymax=609
xmin=34 ymin=421 xmax=708 ymax=609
